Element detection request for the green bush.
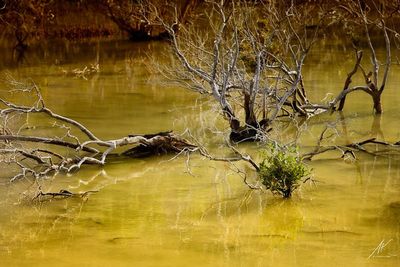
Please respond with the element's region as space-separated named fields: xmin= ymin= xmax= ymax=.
xmin=259 ymin=144 xmax=310 ymax=198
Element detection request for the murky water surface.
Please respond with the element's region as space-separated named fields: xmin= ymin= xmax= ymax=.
xmin=0 ymin=39 xmax=399 ymax=266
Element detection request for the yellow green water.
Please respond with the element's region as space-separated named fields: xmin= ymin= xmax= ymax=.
xmin=0 ymin=39 xmax=399 ymax=266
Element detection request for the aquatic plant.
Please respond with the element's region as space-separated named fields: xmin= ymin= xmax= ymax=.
xmin=259 ymin=144 xmax=310 ymax=198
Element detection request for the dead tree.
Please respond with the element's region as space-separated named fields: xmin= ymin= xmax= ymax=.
xmin=299 ymin=0 xmax=394 ymax=114
xmin=302 ymin=129 xmax=400 ymax=161
xmin=0 ymin=76 xmax=266 ymax=193
xmin=152 ymin=0 xmax=398 ymax=143
xmin=154 ymin=0 xmax=320 ymax=142
xmin=0 ymin=76 xmax=196 ymax=182
xmin=275 ymin=0 xmax=395 ymax=115
xmin=333 ymin=0 xmax=393 ymax=114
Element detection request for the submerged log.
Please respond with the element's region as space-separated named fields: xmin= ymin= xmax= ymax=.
xmin=123 ymin=131 xmax=197 ymax=158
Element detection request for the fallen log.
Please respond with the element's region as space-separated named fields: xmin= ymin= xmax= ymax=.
xmin=0 ymin=80 xmax=196 ymax=181
xmin=123 ymin=131 xmax=197 ymax=158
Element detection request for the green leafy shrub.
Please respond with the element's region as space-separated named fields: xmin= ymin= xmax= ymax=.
xmin=259 ymin=144 xmax=310 ymax=198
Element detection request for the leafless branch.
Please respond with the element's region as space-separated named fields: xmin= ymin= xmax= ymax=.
xmin=0 ymin=78 xmax=197 ymax=182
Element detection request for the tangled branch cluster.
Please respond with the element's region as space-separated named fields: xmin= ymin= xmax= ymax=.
xmin=0 ymin=75 xmax=195 ymax=182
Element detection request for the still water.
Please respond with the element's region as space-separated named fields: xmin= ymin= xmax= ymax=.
xmin=0 ymin=39 xmax=399 ymax=266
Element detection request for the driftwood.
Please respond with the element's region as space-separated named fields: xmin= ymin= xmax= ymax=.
xmin=32 ymin=189 xmax=99 ymax=202
xmin=0 ymin=76 xmax=263 ymax=194
xmin=123 ymin=131 xmax=197 ymax=158
xmin=302 ymin=136 xmax=400 ymax=161
xmin=0 ymin=78 xmax=197 ymax=182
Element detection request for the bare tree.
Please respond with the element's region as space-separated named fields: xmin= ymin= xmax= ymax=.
xmin=152 ymin=0 xmax=399 ymax=143
xmin=332 ymin=0 xmax=394 ymax=114
xmin=152 ymin=0 xmax=326 ymax=142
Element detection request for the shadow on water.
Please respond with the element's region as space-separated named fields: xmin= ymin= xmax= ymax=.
xmin=0 ymin=39 xmax=167 ymax=71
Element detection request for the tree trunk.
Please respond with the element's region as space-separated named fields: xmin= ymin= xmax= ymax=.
xmin=244 ymin=92 xmax=257 ymax=127
xmin=228 ymin=93 xmax=260 ymax=142
xmin=373 ymin=95 xmax=382 ymax=114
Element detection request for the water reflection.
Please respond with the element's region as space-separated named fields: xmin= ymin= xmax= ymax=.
xmin=0 ymin=38 xmax=399 ymax=266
